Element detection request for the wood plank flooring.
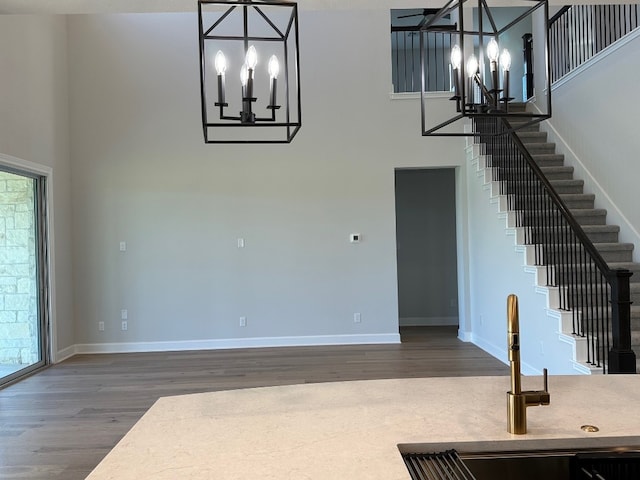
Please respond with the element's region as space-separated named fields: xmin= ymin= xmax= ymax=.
xmin=0 ymin=327 xmax=508 ymax=479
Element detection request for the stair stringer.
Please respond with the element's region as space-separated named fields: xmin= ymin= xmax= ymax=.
xmin=495 ymin=165 xmax=603 ymax=375
xmin=465 ymin=145 xmax=597 ymax=375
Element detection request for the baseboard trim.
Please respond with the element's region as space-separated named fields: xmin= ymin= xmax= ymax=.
xmin=67 ymin=333 xmax=401 ymax=357
xmin=470 ymin=334 xmax=540 ymax=376
xmin=399 ymin=316 xmax=458 ymax=327
xmin=457 ymin=329 xmax=472 ymax=342
xmin=55 ymin=344 xmax=77 ymax=363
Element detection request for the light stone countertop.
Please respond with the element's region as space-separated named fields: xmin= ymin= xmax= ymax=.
xmin=86 ymin=375 xmax=640 ymax=479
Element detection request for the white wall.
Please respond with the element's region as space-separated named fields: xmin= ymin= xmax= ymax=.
xmin=541 ymin=30 xmax=640 ymax=256
xmin=0 ymin=15 xmax=74 ymax=360
xmin=463 ymin=149 xmax=577 ymax=374
xmin=66 ymin=9 xmax=464 ymax=350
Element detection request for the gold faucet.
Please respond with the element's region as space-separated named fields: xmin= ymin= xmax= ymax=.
xmin=506 ymin=294 xmax=550 ymax=434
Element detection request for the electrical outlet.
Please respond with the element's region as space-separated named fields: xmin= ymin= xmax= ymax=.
xmin=353 ymin=312 xmax=361 ymax=323
xmin=119 ymin=241 xmax=126 ymax=252
xmin=239 ymin=316 xmax=246 ymax=327
xmin=121 ymin=320 xmax=128 ymax=331
xmin=237 ymin=238 xmax=245 ymax=248
xmin=121 ymin=309 xmax=128 ymax=320
xmin=98 ymin=321 xmax=105 ymax=331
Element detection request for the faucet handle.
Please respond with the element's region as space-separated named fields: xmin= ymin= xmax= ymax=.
xmin=523 ymin=368 xmax=550 ymax=407
xmin=540 ymin=368 xmax=550 ymax=405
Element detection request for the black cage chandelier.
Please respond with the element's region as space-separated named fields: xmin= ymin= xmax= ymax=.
xmin=198 ymin=0 xmax=301 ymax=143
xmin=421 ymin=0 xmax=551 ymax=136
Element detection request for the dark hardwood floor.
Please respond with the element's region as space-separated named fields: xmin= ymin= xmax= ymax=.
xmin=0 ymin=326 xmax=508 ymax=479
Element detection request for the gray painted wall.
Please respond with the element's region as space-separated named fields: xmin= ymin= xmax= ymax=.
xmin=395 ymin=168 xmax=458 ymax=326
xmin=64 ymin=9 xmax=465 ymax=351
xmin=0 ymin=15 xmax=74 ymax=359
xmin=1 ymin=3 xmax=635 ymax=376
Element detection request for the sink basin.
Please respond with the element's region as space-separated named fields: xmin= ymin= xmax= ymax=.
xmin=460 ymin=447 xmax=640 ymax=480
xmin=399 ymin=438 xmax=640 ymax=480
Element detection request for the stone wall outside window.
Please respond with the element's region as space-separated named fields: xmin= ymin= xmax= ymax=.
xmin=0 ymin=172 xmax=38 ymax=366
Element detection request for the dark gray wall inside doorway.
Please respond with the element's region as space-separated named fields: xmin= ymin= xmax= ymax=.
xmin=395 ymin=168 xmax=458 ymax=326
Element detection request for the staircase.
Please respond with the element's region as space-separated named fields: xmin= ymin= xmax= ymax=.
xmin=476 ymin=108 xmax=640 ymax=373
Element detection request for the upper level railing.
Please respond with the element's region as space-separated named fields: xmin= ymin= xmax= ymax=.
xmin=393 ymin=5 xmax=640 ymax=91
xmin=474 ymin=115 xmax=636 ymax=374
xmin=549 ymin=3 xmax=640 ymax=83
xmin=391 ymin=26 xmax=454 ymax=93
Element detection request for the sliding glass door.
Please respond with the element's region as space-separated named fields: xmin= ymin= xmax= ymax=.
xmin=0 ymin=168 xmax=48 ymax=386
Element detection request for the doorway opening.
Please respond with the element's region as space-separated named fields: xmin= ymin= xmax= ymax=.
xmin=0 ymin=167 xmax=49 ymax=387
xmin=394 ymin=168 xmax=459 ymax=341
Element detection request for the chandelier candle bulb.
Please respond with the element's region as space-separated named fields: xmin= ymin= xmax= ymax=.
xmin=487 ymin=38 xmax=499 ymax=66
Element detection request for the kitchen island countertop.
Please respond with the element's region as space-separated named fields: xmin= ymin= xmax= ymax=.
xmin=87 ymin=374 xmax=640 ymax=479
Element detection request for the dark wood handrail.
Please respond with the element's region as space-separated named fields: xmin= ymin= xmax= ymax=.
xmin=549 ymin=5 xmax=571 ymax=25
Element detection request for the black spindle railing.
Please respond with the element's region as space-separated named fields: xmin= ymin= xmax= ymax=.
xmin=474 ymin=116 xmax=636 ymax=374
xmin=549 ymin=4 xmax=640 ymax=83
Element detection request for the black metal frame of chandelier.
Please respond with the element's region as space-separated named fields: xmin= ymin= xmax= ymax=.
xmin=198 ymin=0 xmax=302 ymax=144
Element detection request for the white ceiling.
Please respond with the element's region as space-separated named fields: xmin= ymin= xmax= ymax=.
xmin=0 ymin=0 xmax=439 ymax=15
xmin=0 ymin=0 xmax=623 ymax=15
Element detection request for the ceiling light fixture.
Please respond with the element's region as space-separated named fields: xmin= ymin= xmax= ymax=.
xmin=198 ymin=0 xmax=301 ymax=143
xmin=421 ymin=0 xmax=551 ymax=136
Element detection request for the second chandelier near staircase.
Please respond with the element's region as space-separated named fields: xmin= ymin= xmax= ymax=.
xmin=420 ymin=0 xmax=552 ymax=137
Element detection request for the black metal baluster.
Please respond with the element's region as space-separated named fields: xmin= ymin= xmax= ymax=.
xmin=394 ymin=31 xmax=400 ymax=92
xmin=410 ymin=31 xmax=415 ymax=92
xmin=403 ymin=32 xmax=408 ymax=93
xmin=591 ymin=260 xmax=600 ymax=367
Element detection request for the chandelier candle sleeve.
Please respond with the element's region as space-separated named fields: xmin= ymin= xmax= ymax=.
xmin=450 ymin=45 xmax=462 ymax=104
xmin=268 ymin=55 xmax=279 ymax=108
xmin=501 ymin=49 xmax=511 ymax=111
xmin=214 ymin=50 xmax=227 ymax=106
xmin=487 ymin=38 xmax=500 ymax=93
xmin=466 ymin=54 xmax=478 ymax=105
xmin=245 ymin=45 xmax=257 ymax=101
xmin=240 ymin=64 xmax=250 ymax=121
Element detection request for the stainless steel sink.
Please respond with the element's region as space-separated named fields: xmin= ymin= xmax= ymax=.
xmin=460 ymin=447 xmax=640 ymax=480
xmin=398 ymin=437 xmax=640 ymax=480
